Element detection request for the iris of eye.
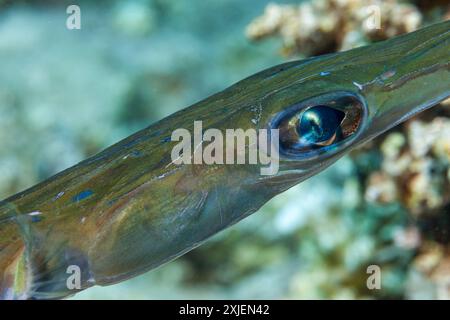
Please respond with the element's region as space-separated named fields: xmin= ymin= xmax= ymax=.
xmin=297 ymin=105 xmax=345 ymax=144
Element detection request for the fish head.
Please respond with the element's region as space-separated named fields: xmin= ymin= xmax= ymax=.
xmin=246 ymin=21 xmax=449 ymax=190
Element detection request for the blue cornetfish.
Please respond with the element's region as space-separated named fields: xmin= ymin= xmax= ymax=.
xmin=0 ymin=20 xmax=449 ymax=299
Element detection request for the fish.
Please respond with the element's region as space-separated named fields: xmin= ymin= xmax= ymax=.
xmin=0 ymin=20 xmax=449 ymax=299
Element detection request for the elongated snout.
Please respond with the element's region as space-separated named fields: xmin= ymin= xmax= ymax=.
xmin=359 ymin=20 xmax=450 ymax=143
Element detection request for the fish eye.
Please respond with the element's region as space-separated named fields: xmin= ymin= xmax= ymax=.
xmin=273 ymin=92 xmax=366 ymax=158
xmin=296 ymin=105 xmax=345 ymax=146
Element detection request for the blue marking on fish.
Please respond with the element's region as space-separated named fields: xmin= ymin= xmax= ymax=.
xmin=31 ymin=216 xmax=42 ymax=223
xmin=72 ymin=190 xmax=94 ymax=203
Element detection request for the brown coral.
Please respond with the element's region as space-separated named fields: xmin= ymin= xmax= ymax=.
xmin=246 ymin=0 xmax=423 ymax=56
xmin=246 ymin=0 xmax=450 ymax=300
xmin=365 ymin=116 xmax=450 ymax=215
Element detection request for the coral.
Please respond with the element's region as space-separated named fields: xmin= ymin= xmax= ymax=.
xmin=412 ymin=243 xmax=450 ymax=299
xmin=365 ymin=116 xmax=450 ymax=215
xmin=1 ymin=0 xmax=448 ymax=300
xmin=365 ymin=108 xmax=450 ymax=299
xmin=247 ymin=0 xmax=450 ymax=299
xmin=246 ymin=0 xmax=450 ymax=299
xmin=246 ymin=0 xmax=424 ymax=56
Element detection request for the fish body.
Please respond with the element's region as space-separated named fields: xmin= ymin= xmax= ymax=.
xmin=0 ymin=20 xmax=449 ymax=299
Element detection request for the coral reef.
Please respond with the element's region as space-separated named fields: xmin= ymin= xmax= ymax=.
xmin=0 ymin=0 xmax=448 ymax=299
xmin=246 ymin=0 xmax=448 ymax=56
xmin=246 ymin=0 xmax=450 ymax=299
xmin=365 ymin=105 xmax=450 ymax=299
xmin=366 ymin=112 xmax=450 ymax=214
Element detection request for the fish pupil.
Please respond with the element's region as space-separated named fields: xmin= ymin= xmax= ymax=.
xmin=297 ymin=105 xmax=345 ymax=144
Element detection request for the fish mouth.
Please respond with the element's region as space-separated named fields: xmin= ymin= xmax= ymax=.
xmin=383 ymin=94 xmax=450 ymax=132
xmin=351 ymin=20 xmax=450 ymax=147
xmin=358 ymin=91 xmax=450 ymax=148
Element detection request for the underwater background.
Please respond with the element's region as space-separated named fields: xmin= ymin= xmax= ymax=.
xmin=0 ymin=0 xmax=448 ymax=299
